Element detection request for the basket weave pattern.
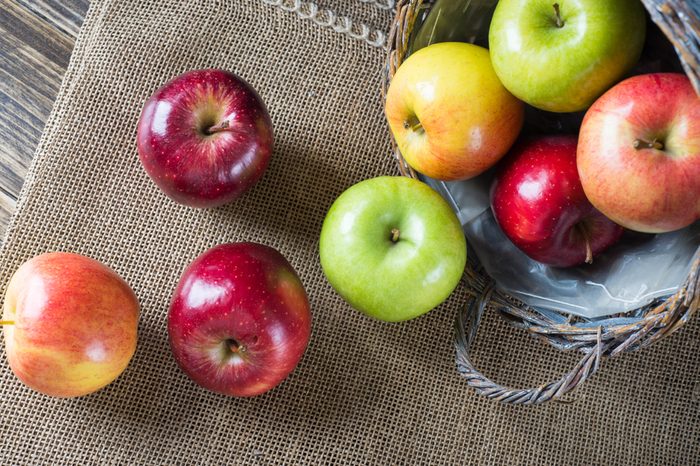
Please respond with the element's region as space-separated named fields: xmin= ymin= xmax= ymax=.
xmin=383 ymin=0 xmax=700 ymax=404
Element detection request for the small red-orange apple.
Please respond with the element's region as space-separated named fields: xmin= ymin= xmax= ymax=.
xmin=385 ymin=42 xmax=524 ymax=181
xmin=1 ymin=253 xmax=139 ymax=397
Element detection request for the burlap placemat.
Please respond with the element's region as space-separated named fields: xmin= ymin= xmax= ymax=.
xmin=1 ymin=1 xmax=698 ymax=464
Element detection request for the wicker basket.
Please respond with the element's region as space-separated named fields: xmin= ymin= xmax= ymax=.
xmin=383 ymin=0 xmax=700 ymax=405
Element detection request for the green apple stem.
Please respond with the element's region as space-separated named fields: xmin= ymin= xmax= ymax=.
xmin=633 ymin=138 xmax=664 ymax=150
xmin=403 ymin=120 xmax=423 ymax=133
xmin=553 ymin=3 xmax=564 ymax=28
xmin=206 ymin=120 xmax=232 ymax=134
xmin=0 ymin=320 xmax=14 ymax=326
xmin=390 ymin=228 xmax=400 ymax=243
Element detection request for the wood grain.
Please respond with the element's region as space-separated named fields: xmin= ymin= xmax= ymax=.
xmin=0 ymin=0 xmax=87 ymax=234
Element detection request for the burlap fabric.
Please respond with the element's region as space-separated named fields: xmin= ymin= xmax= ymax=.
xmin=1 ymin=1 xmax=698 ymax=464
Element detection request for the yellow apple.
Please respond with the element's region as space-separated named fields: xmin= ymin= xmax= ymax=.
xmin=385 ymin=42 xmax=524 ymax=181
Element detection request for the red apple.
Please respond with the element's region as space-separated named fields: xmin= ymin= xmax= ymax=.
xmin=578 ymin=73 xmax=700 ymax=233
xmin=491 ymin=136 xmax=624 ymax=267
xmin=168 ymin=243 xmax=311 ymax=397
xmin=2 ymin=253 xmax=139 ymax=397
xmin=137 ymin=69 xmax=273 ymax=208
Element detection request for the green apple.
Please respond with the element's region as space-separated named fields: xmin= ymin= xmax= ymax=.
xmin=319 ymin=176 xmax=466 ymax=322
xmin=489 ymin=0 xmax=646 ymax=113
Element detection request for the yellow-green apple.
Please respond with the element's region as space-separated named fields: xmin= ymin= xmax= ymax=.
xmin=491 ymin=136 xmax=624 ymax=267
xmin=489 ymin=0 xmax=646 ymax=112
xmin=2 ymin=253 xmax=139 ymax=397
xmin=137 ymin=69 xmax=273 ymax=208
xmin=319 ymin=176 xmax=466 ymax=321
xmin=168 ymin=243 xmax=311 ymax=397
xmin=578 ymin=73 xmax=700 ymax=233
xmin=385 ymin=42 xmax=524 ymax=181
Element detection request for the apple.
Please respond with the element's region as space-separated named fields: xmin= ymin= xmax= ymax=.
xmin=491 ymin=136 xmax=624 ymax=267
xmin=2 ymin=253 xmax=139 ymax=397
xmin=168 ymin=242 xmax=311 ymax=397
xmin=319 ymin=176 xmax=466 ymax=321
xmin=137 ymin=69 xmax=273 ymax=208
xmin=578 ymin=73 xmax=700 ymax=233
xmin=489 ymin=0 xmax=646 ymax=113
xmin=384 ymin=42 xmax=524 ymax=181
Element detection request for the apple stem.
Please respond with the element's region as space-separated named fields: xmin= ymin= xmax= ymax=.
xmin=226 ymin=338 xmax=241 ymax=353
xmin=390 ymin=228 xmax=400 ymax=243
xmin=584 ymin=238 xmax=593 ymax=264
xmin=0 ymin=320 xmax=14 ymax=326
xmin=575 ymin=223 xmax=594 ymax=264
xmin=403 ymin=120 xmax=423 ymax=133
xmin=206 ymin=120 xmax=232 ymax=135
xmin=553 ymin=3 xmax=564 ymax=28
xmin=633 ymin=138 xmax=664 ymax=150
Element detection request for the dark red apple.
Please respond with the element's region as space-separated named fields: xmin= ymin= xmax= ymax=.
xmin=490 ymin=136 xmax=624 ymax=267
xmin=137 ymin=69 xmax=273 ymax=208
xmin=168 ymin=243 xmax=311 ymax=397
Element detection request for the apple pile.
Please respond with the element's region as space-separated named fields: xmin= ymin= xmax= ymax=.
xmin=2 ymin=70 xmax=311 ymax=399
xmin=384 ymin=0 xmax=700 ymax=269
xmin=3 ymin=1 xmax=699 ymax=401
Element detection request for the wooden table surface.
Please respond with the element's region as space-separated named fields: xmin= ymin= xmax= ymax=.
xmin=0 ymin=0 xmax=88 ymax=235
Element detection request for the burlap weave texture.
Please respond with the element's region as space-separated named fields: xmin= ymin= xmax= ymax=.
xmin=0 ymin=1 xmax=698 ymax=464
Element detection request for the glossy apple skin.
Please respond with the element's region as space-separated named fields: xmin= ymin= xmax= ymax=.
xmin=168 ymin=243 xmax=311 ymax=397
xmin=319 ymin=176 xmax=466 ymax=321
xmin=578 ymin=73 xmax=700 ymax=233
xmin=2 ymin=253 xmax=139 ymax=397
xmin=489 ymin=0 xmax=646 ymax=112
xmin=385 ymin=42 xmax=524 ymax=181
xmin=137 ymin=69 xmax=273 ymax=208
xmin=491 ymin=136 xmax=624 ymax=267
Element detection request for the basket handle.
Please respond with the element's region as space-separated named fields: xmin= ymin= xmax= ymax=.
xmin=454 ymin=284 xmax=607 ymax=405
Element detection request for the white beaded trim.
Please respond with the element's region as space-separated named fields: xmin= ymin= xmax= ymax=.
xmin=261 ymin=0 xmax=388 ymax=48
xmin=356 ymin=0 xmax=395 ymax=10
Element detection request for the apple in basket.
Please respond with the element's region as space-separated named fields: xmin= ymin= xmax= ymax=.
xmin=319 ymin=176 xmax=466 ymax=321
xmin=384 ymin=42 xmax=524 ymax=181
xmin=168 ymin=242 xmax=311 ymax=397
xmin=488 ymin=0 xmax=646 ymax=112
xmin=1 ymin=253 xmax=139 ymax=397
xmin=578 ymin=73 xmax=700 ymax=233
xmin=491 ymin=136 xmax=624 ymax=267
xmin=137 ymin=69 xmax=273 ymax=208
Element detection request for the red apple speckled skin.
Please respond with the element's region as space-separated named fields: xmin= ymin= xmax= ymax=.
xmin=491 ymin=136 xmax=624 ymax=267
xmin=168 ymin=243 xmax=311 ymax=397
xmin=2 ymin=253 xmax=139 ymax=397
xmin=137 ymin=69 xmax=273 ymax=208
xmin=578 ymin=73 xmax=700 ymax=233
